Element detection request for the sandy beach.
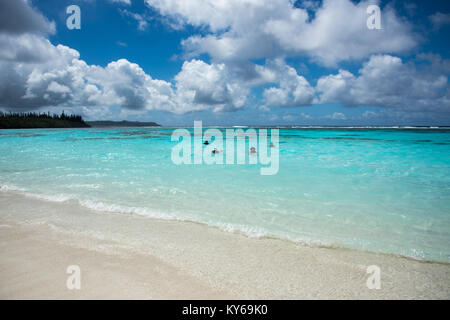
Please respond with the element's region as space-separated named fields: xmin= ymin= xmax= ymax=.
xmin=0 ymin=191 xmax=449 ymax=299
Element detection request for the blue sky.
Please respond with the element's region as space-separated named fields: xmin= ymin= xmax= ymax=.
xmin=0 ymin=0 xmax=449 ymax=125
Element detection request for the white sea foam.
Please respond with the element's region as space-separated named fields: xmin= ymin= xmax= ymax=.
xmin=0 ymin=182 xmax=447 ymax=262
xmin=0 ymin=184 xmax=26 ymax=192
xmin=1 ymin=184 xmax=76 ymax=203
xmin=78 ymin=199 xmax=175 ymax=220
xmin=215 ymin=222 xmax=269 ymax=238
xmin=24 ymin=192 xmax=73 ymax=202
xmin=0 ymin=183 xmax=323 ymax=247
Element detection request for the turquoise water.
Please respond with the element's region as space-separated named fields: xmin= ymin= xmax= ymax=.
xmin=1 ymin=127 xmax=449 ymax=261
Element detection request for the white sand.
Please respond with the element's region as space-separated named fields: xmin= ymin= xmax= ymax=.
xmin=0 ymin=191 xmax=449 ymax=299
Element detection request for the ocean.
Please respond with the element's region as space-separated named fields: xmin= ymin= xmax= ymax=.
xmin=1 ymin=127 xmax=449 ymax=262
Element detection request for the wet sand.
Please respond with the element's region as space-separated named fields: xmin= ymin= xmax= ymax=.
xmin=0 ymin=192 xmax=449 ymax=299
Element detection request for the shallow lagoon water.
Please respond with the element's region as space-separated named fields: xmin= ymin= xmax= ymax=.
xmin=1 ymin=127 xmax=449 ymax=262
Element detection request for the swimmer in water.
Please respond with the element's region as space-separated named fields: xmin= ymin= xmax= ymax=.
xmin=250 ymin=146 xmax=257 ymax=154
xmin=204 ymin=140 xmax=209 ymax=145
xmin=270 ymin=142 xmax=275 ymax=148
xmin=212 ymin=148 xmax=219 ymax=154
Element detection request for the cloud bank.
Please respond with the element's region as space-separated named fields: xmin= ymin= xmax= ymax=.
xmin=0 ymin=0 xmax=449 ymax=123
xmin=146 ymin=0 xmax=416 ymax=66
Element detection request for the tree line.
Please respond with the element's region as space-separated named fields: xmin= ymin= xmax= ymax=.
xmin=0 ymin=111 xmax=90 ymax=129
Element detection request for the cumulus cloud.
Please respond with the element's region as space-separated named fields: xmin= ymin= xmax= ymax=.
xmin=146 ymin=0 xmax=416 ymax=66
xmin=0 ymin=0 xmax=250 ymax=114
xmin=0 ymin=33 xmax=61 ymax=63
xmin=0 ymin=40 xmax=78 ymax=109
xmin=0 ymin=0 xmax=448 ymax=123
xmin=0 ymin=35 xmax=176 ymax=112
xmin=0 ymin=0 xmax=55 ymax=35
xmin=173 ymin=59 xmax=248 ymax=112
xmin=262 ymin=59 xmax=315 ymax=108
xmin=0 ymin=33 xmax=249 ymax=114
xmin=316 ymin=54 xmax=450 ymax=113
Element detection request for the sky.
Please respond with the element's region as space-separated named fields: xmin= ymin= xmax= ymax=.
xmin=0 ymin=0 xmax=449 ymax=126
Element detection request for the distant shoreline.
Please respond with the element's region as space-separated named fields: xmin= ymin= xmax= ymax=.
xmin=0 ymin=112 xmax=162 ymax=129
xmin=0 ymin=112 xmax=89 ymax=129
xmin=87 ymin=120 xmax=160 ymax=128
xmin=1 ymin=123 xmax=449 ymax=130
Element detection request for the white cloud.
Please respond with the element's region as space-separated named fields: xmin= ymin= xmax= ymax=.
xmin=316 ymin=54 xmax=450 ymax=112
xmin=262 ymin=59 xmax=315 ymax=108
xmin=0 ymin=32 xmax=250 ymax=114
xmin=47 ymin=81 xmax=71 ymax=94
xmin=327 ymin=112 xmax=347 ymax=120
xmin=109 ymin=0 xmax=131 ymax=5
xmin=362 ymin=111 xmax=377 ymax=119
xmin=0 ymin=33 xmax=61 ymax=62
xmin=300 ymin=112 xmax=311 ymax=119
xmin=146 ymin=0 xmax=416 ymax=66
xmin=173 ymin=59 xmax=248 ymax=113
xmin=86 ymin=58 xmax=176 ymax=110
xmin=120 ymin=9 xmax=149 ymax=31
xmin=0 ymin=0 xmax=448 ymax=123
xmin=0 ymin=35 xmax=176 ymax=112
xmin=429 ymin=12 xmax=450 ymax=30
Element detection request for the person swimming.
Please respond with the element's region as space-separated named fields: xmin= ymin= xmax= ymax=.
xmin=250 ymin=146 xmax=257 ymax=154
xmin=204 ymin=140 xmax=209 ymax=145
xmin=212 ymin=148 xmax=219 ymax=154
xmin=270 ymin=142 xmax=275 ymax=148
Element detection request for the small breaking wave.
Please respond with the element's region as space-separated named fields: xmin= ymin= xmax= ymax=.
xmin=0 ymin=183 xmax=447 ymax=263
xmin=24 ymin=192 xmax=74 ymax=202
xmin=0 ymin=184 xmax=26 ymax=192
xmin=0 ymin=183 xmax=334 ymax=247
xmin=1 ymin=183 xmax=176 ymax=220
xmin=78 ymin=199 xmax=174 ymax=220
